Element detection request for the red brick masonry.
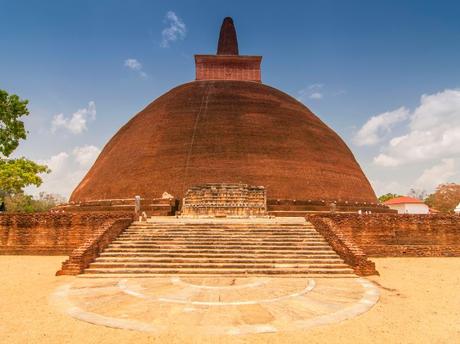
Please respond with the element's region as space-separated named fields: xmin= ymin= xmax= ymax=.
xmin=195 ymin=55 xmax=262 ymax=82
xmin=308 ymin=214 xmax=460 ymax=257
xmin=308 ymin=216 xmax=378 ymax=276
xmin=0 ymin=212 xmax=132 ymax=255
xmin=56 ymin=217 xmax=132 ymax=275
xmin=70 ymin=81 xmax=378 ymax=204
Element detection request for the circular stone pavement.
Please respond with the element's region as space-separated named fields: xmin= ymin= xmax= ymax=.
xmin=51 ymin=276 xmax=379 ymax=335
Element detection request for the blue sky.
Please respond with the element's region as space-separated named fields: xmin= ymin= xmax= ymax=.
xmin=1 ymin=0 xmax=460 ymax=198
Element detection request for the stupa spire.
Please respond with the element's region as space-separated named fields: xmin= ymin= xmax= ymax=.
xmin=195 ymin=16 xmax=261 ymax=82
xmin=217 ymin=17 xmax=239 ymax=55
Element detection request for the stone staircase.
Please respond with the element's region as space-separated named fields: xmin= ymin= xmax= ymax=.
xmin=82 ymin=220 xmax=355 ymax=277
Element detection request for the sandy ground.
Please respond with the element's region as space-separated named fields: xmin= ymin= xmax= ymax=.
xmin=0 ymin=256 xmax=459 ymax=344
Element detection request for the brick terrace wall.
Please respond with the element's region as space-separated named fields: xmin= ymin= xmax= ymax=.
xmin=57 ymin=217 xmax=132 ymax=275
xmin=0 ymin=212 xmax=133 ymax=255
xmin=307 ymin=214 xmax=460 ymax=257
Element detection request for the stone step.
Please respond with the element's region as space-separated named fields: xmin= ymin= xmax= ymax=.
xmin=103 ymin=248 xmax=336 ymax=254
xmin=128 ymin=226 xmax=315 ymax=229
xmin=88 ymin=262 xmax=351 ymax=269
xmin=107 ymin=243 xmax=331 ymax=250
xmin=111 ymin=239 xmax=328 ymax=244
xmin=127 ymin=224 xmax=315 ymax=228
xmin=80 ymin=273 xmax=356 ymax=279
xmin=117 ymin=234 xmax=325 ymax=240
xmin=114 ymin=242 xmax=326 ymax=247
xmin=112 ymin=242 xmax=328 ymax=248
xmin=127 ymin=228 xmax=316 ymax=232
xmin=121 ymin=233 xmax=320 ymax=239
xmin=114 ymin=238 xmax=326 ymax=244
xmin=83 ymin=267 xmax=354 ymax=275
xmin=129 ymin=224 xmax=314 ymax=227
xmin=94 ymin=257 xmax=344 ymax=264
xmin=118 ymin=229 xmax=319 ymax=236
xmin=119 ymin=232 xmax=323 ymax=237
xmin=99 ymin=252 xmax=340 ymax=259
xmin=123 ymin=230 xmax=318 ymax=235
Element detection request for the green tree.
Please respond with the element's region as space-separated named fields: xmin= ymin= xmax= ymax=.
xmin=0 ymin=90 xmax=49 ymax=205
xmin=0 ymin=158 xmax=49 ymax=196
xmin=0 ymin=90 xmax=29 ymax=157
xmin=4 ymin=192 xmax=65 ymax=213
xmin=378 ymin=193 xmax=402 ymax=203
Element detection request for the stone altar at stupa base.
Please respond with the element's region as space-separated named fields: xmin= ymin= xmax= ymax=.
xmin=180 ymin=183 xmax=267 ymax=218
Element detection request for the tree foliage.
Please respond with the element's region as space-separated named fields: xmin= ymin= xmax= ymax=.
xmin=378 ymin=193 xmax=402 ymax=203
xmin=4 ymin=192 xmax=65 ymax=213
xmin=424 ymin=183 xmax=460 ymax=213
xmin=0 ymin=89 xmax=29 ymax=158
xmin=0 ymin=90 xmax=49 ymax=205
xmin=0 ymin=158 xmax=49 ymax=196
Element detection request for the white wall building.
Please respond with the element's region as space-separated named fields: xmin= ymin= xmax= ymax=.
xmin=383 ymin=196 xmax=429 ymax=214
xmin=454 ymin=202 xmax=460 ymax=214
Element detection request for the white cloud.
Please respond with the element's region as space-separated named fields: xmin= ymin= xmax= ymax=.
xmin=160 ymin=11 xmax=186 ymax=48
xmin=51 ymin=101 xmax=96 ymax=134
xmin=28 ymin=145 xmax=101 ymax=198
xmin=415 ymin=159 xmax=457 ymax=191
xmin=353 ymin=107 xmax=409 ymax=146
xmin=124 ymin=58 xmax=148 ymax=78
xmin=72 ymin=145 xmax=101 ymax=166
xmin=373 ymin=154 xmax=400 ymax=167
xmin=45 ymin=152 xmax=70 ymax=174
xmin=370 ymin=179 xmax=406 ymax=196
xmin=124 ymin=58 xmax=142 ymax=71
xmin=372 ymin=89 xmax=460 ymax=166
xmin=309 ymin=92 xmax=323 ymax=99
xmin=298 ymin=84 xmax=324 ymax=102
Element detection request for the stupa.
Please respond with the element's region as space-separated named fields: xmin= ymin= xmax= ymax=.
xmin=68 ymin=17 xmax=384 ymax=214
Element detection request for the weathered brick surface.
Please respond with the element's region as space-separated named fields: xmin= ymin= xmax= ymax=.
xmin=308 ymin=214 xmax=460 ymax=257
xmin=308 ymin=216 xmax=377 ymax=276
xmin=70 ymin=81 xmax=377 ymax=204
xmin=57 ymin=217 xmax=132 ymax=275
xmin=195 ymin=55 xmax=262 ymax=82
xmin=0 ymin=212 xmax=133 ymax=255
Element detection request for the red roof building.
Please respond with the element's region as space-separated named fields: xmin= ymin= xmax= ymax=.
xmin=383 ymin=197 xmax=429 ymax=214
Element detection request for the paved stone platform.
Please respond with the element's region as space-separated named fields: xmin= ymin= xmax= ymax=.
xmin=51 ymin=276 xmax=379 ymax=335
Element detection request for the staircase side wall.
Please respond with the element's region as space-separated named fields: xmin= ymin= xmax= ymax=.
xmin=308 ymin=217 xmax=378 ymax=276
xmin=56 ymin=217 xmax=132 ymax=275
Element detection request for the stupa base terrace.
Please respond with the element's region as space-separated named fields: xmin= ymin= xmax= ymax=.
xmin=57 ymin=199 xmax=395 ymax=217
xmin=3 ymin=184 xmax=457 ymax=279
xmin=57 ymin=198 xmax=178 ymax=216
xmin=58 ymin=183 xmax=396 ymax=218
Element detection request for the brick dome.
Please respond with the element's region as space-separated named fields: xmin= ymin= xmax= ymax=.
xmin=70 ymin=80 xmax=376 ymax=203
